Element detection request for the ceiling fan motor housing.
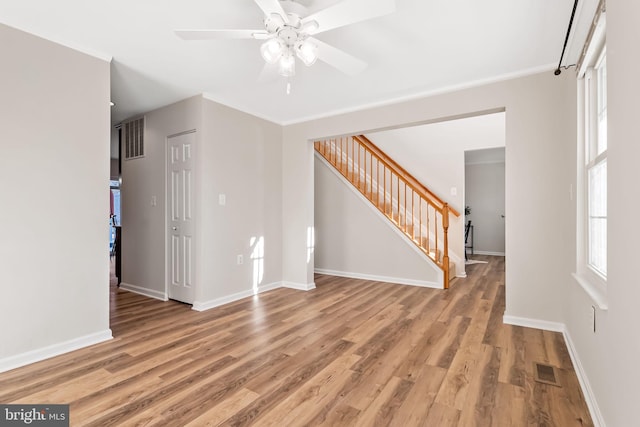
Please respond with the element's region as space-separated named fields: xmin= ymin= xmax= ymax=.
xmin=264 ymin=12 xmax=305 ymax=47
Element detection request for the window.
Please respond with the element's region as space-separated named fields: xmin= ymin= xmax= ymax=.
xmin=585 ymin=50 xmax=607 ymax=278
xmin=574 ymin=2 xmax=607 ymax=308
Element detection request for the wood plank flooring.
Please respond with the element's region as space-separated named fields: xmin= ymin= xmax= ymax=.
xmin=0 ymin=256 xmax=593 ymax=426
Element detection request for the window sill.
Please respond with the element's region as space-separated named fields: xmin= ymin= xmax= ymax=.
xmin=572 ymin=272 xmax=608 ymax=310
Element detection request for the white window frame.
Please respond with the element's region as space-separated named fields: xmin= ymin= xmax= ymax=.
xmin=585 ymin=50 xmax=607 ymax=278
xmin=574 ymin=8 xmax=607 ymax=309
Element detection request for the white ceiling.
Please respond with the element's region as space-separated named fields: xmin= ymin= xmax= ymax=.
xmin=0 ymin=0 xmax=596 ymax=125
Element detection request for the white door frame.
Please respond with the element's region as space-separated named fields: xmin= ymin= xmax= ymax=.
xmin=166 ymin=130 xmax=197 ymax=304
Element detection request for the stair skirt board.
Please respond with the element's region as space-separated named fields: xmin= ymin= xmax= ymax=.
xmin=316 ymin=154 xmax=463 ymax=275
xmin=314 ymin=269 xmax=443 ymax=289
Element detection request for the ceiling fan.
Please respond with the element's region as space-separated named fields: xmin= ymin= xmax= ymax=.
xmin=175 ymin=0 xmax=395 ymax=78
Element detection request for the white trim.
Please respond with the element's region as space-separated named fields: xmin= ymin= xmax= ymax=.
xmin=502 ymin=315 xmax=564 ymax=332
xmin=203 ymin=64 xmax=555 ymax=126
xmin=473 ymin=250 xmax=506 ymax=257
xmin=0 ymin=330 xmax=113 ymax=373
xmin=562 ymin=328 xmax=606 ymax=427
xmin=280 ymin=64 xmax=556 ymax=126
xmin=315 ymin=268 xmax=443 ymax=289
xmin=120 ymin=282 xmax=168 ymax=301
xmin=191 ymin=281 xmax=312 ymax=312
xmin=192 ymin=290 xmax=255 ymax=312
xmin=282 ymin=281 xmax=316 ymax=291
xmin=572 ymin=273 xmax=608 ymax=310
xmin=255 ymin=282 xmax=283 ymax=293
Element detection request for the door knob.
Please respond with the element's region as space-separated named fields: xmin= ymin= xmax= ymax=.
xmin=172 ymin=226 xmax=179 ymax=231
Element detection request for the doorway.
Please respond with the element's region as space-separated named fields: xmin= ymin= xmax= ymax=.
xmin=464 ymin=147 xmax=506 ymax=257
xmin=166 ymin=131 xmax=196 ymax=304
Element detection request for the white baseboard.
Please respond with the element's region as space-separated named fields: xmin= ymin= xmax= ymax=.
xmin=503 ymin=314 xmax=604 ymax=426
xmin=562 ymin=329 xmax=606 ymax=427
xmin=282 ymin=281 xmax=316 ymax=291
xmin=192 ymin=289 xmax=254 ymax=312
xmin=0 ymin=329 xmax=113 ymax=373
xmin=315 ymin=268 xmax=442 ymax=289
xmin=192 ymin=281 xmax=312 ymax=312
xmin=256 ymin=282 xmax=283 ymax=293
xmin=473 ymin=251 xmax=506 ymax=256
xmin=119 ymin=282 xmax=168 ymax=301
xmin=502 ymin=314 xmax=565 ymax=332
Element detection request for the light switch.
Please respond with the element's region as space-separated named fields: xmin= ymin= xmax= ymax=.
xmin=450 ymin=187 xmax=457 ymax=196
xmin=151 ymin=196 xmax=157 ymax=207
xmin=219 ymin=194 xmax=226 ymax=206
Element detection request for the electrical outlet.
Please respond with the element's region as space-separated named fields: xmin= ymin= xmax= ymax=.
xmin=237 ymin=254 xmax=243 ymax=265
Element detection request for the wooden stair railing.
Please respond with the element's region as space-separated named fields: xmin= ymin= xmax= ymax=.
xmin=314 ymin=135 xmax=460 ymax=288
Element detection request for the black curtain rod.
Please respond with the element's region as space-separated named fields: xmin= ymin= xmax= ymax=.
xmin=555 ymin=0 xmax=579 ymax=75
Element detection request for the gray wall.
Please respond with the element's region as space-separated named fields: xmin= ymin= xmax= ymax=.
xmin=197 ymin=97 xmax=283 ymax=303
xmin=283 ymin=71 xmax=576 ymax=326
xmin=464 ymin=160 xmax=505 ymax=255
xmin=121 ymin=96 xmax=202 ymax=299
xmin=314 ymin=156 xmax=441 ymax=286
xmin=121 ymin=95 xmax=283 ymax=305
xmin=562 ymin=2 xmax=640 ymax=425
xmin=0 ymin=24 xmax=111 ymax=365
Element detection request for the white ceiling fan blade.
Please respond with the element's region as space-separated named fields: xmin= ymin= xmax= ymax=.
xmin=301 ymin=0 xmax=395 ymax=35
xmin=254 ymin=0 xmax=290 ymax=22
xmin=312 ymin=38 xmax=367 ymax=76
xmin=175 ymin=30 xmax=267 ymax=40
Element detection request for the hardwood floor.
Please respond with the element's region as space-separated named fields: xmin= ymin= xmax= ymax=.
xmin=0 ymin=256 xmax=593 ymax=426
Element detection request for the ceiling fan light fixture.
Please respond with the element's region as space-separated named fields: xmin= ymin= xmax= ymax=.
xmin=278 ymin=53 xmax=296 ymax=77
xmin=260 ymin=38 xmax=284 ymax=64
xmin=295 ymin=39 xmax=318 ymax=66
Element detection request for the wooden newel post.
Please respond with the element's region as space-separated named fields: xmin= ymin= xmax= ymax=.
xmin=442 ymin=204 xmax=450 ymax=289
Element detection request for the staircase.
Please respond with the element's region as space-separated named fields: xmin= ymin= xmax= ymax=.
xmin=314 ymin=135 xmax=460 ymax=288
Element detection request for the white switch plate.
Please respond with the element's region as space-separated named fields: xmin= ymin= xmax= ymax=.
xmin=237 ymin=254 xmax=243 ymax=265
xmin=151 ymin=196 xmax=157 ymax=207
xmin=219 ymin=194 xmax=226 ymax=206
xmin=450 ymin=187 xmax=457 ymax=196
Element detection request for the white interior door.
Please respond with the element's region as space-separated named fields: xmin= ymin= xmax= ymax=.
xmin=167 ymin=132 xmax=195 ymax=304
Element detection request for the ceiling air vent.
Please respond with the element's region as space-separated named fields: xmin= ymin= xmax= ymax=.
xmin=123 ymin=117 xmax=145 ymax=160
